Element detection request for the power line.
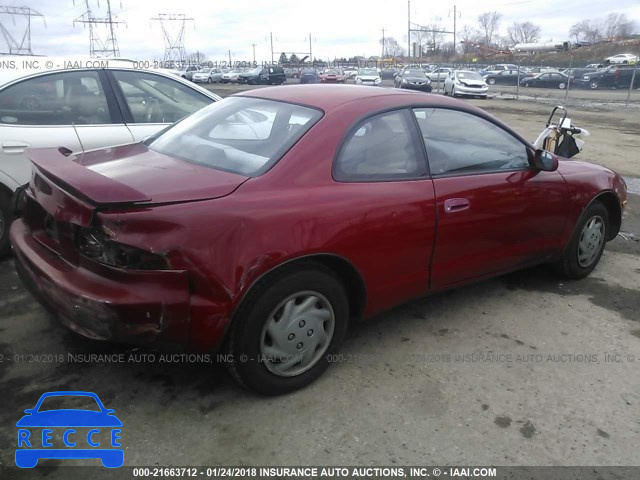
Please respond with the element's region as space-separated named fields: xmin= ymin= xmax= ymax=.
xmin=73 ymin=0 xmax=125 ymax=58
xmin=151 ymin=13 xmax=194 ymax=65
xmin=0 ymin=6 xmax=46 ymax=55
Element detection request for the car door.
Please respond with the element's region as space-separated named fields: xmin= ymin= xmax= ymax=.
xmin=0 ymin=69 xmax=132 ymax=190
xmin=412 ymin=107 xmax=569 ymax=289
xmin=106 ymin=70 xmax=214 ymax=141
xmin=332 ymin=109 xmax=436 ymax=312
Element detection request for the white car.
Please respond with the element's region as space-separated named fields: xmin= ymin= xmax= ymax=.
xmin=425 ymin=67 xmax=453 ymax=83
xmin=221 ymin=69 xmax=244 ymax=83
xmin=0 ymin=58 xmax=221 ymax=256
xmin=443 ymin=70 xmax=489 ymax=98
xmin=605 ymin=53 xmax=639 ymax=65
xmin=355 ymin=68 xmax=381 ymax=86
xmin=192 ymin=68 xmax=223 ymax=84
xmin=343 ymin=66 xmax=358 ymax=79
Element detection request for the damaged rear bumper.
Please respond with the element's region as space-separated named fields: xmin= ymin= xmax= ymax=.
xmin=10 ymin=219 xmax=191 ymax=349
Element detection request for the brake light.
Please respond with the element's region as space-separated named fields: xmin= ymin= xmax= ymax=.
xmin=76 ymin=227 xmax=169 ymax=270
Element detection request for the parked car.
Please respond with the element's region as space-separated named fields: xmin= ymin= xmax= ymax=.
xmin=343 ymin=66 xmax=358 ymax=79
xmin=576 ymin=65 xmax=640 ymax=89
xmin=562 ymin=68 xmax=598 ymax=85
xmin=520 ymin=72 xmax=570 ymax=89
xmin=171 ymin=64 xmax=202 ymax=81
xmin=355 ymin=68 xmax=381 ymax=86
xmin=192 ymin=68 xmax=223 ymax=84
xmin=443 ymin=70 xmax=488 ymax=97
xmin=525 ymin=66 xmax=560 ymax=76
xmin=425 ymin=67 xmax=453 ymax=83
xmin=237 ymin=66 xmax=286 ymax=85
xmin=0 ymin=59 xmax=221 ymax=256
xmin=11 ymin=85 xmax=627 ymax=395
xmin=393 ymin=68 xmax=432 ymax=92
xmin=605 ymin=53 xmax=639 ymax=65
xmin=585 ymin=63 xmax=605 ymax=69
xmin=284 ymin=68 xmax=301 ymax=79
xmin=319 ymin=68 xmax=345 ymax=83
xmin=299 ymin=68 xmax=319 ymax=84
xmin=483 ymin=69 xmax=524 ymax=85
xmin=485 ymin=63 xmax=519 ymax=74
xmin=221 ymin=69 xmax=244 ymax=83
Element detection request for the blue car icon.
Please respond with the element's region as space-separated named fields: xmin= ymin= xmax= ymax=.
xmin=16 ymin=391 xmax=123 ymax=468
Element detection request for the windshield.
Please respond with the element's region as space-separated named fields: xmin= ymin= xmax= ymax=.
xmin=359 ymin=69 xmax=377 ymax=75
xmin=200 ymin=68 xmax=211 ymax=73
xmin=147 ymin=97 xmax=322 ymax=176
xmin=456 ymin=71 xmax=483 ymax=81
xmin=324 ymin=69 xmax=340 ymax=74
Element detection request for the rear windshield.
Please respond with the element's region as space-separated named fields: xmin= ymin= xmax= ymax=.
xmin=146 ymin=97 xmax=323 ymax=176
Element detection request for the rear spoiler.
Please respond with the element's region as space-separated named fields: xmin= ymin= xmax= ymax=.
xmin=27 ymin=147 xmax=151 ymax=205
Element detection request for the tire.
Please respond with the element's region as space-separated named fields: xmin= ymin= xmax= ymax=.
xmin=0 ymin=190 xmax=14 ymax=258
xmin=554 ymin=201 xmax=609 ymax=280
xmin=558 ymin=82 xmax=566 ymax=89
xmin=451 ymin=86 xmax=456 ymax=97
xmin=487 ymin=78 xmax=496 ymax=85
xmin=442 ymin=85 xmax=447 ymax=95
xmin=225 ymin=263 xmax=349 ymax=395
xmin=206 ymin=77 xmax=212 ymax=84
xmin=590 ymin=80 xmax=599 ymax=89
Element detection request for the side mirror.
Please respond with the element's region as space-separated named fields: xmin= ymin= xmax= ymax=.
xmin=531 ymin=149 xmax=559 ymax=172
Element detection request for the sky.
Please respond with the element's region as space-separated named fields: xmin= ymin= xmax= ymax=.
xmin=1 ymin=0 xmax=639 ymax=62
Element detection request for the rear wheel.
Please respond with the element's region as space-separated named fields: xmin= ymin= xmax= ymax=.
xmin=0 ymin=190 xmax=14 ymax=258
xmin=554 ymin=201 xmax=609 ymax=279
xmin=487 ymin=77 xmax=496 ymax=85
xmin=225 ymin=264 xmax=349 ymax=395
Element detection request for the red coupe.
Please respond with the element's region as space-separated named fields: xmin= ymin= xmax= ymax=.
xmin=11 ymin=85 xmax=627 ymax=395
xmin=319 ymin=68 xmax=345 ymax=83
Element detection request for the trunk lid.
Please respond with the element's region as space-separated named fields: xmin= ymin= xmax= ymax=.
xmin=27 ymin=143 xmax=249 ymax=207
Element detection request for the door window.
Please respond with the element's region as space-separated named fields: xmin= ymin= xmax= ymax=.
xmin=0 ymin=70 xmax=110 ymax=125
xmin=111 ymin=70 xmax=211 ymax=124
xmin=413 ymin=108 xmax=529 ymax=176
xmin=334 ymin=110 xmax=425 ymax=181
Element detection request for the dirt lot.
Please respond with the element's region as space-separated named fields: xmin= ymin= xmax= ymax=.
xmin=1 ymin=84 xmax=639 ymax=477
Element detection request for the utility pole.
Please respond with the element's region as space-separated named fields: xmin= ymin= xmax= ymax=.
xmin=309 ymin=33 xmax=312 ymax=63
xmin=228 ymin=49 xmax=231 ymax=66
xmin=74 ymin=0 xmax=124 ymax=58
xmin=270 ymin=32 xmax=274 ymax=64
xmin=381 ymin=27 xmax=385 ymax=58
xmin=453 ymin=5 xmax=456 ymax=54
xmin=251 ymin=43 xmax=256 ymax=63
xmin=150 ymin=13 xmax=194 ymax=65
xmin=0 ymin=6 xmax=46 ymax=55
xmin=407 ymin=0 xmax=411 ymax=57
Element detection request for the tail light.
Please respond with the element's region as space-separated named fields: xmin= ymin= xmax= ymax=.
xmin=76 ymin=227 xmax=169 ymax=270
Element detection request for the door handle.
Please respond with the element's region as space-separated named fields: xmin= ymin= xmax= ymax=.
xmin=2 ymin=141 xmax=29 ymax=153
xmin=444 ymin=198 xmax=470 ymax=212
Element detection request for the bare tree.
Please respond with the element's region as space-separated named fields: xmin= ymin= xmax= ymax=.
xmin=507 ymin=21 xmax=541 ymax=45
xmin=379 ymin=37 xmax=404 ymax=57
xmin=187 ymin=51 xmax=208 ymax=64
xmin=603 ymin=13 xmax=629 ymax=39
xmin=477 ymin=12 xmax=502 ymax=47
xmin=569 ymin=20 xmax=588 ymax=42
xmin=583 ymin=21 xmax=602 ymax=44
xmin=460 ymin=24 xmax=481 ymax=53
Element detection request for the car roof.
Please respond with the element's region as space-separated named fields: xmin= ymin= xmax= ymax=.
xmin=237 ymin=84 xmax=466 ymax=111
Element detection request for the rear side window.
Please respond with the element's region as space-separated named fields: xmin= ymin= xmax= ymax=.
xmin=334 ymin=109 xmax=426 ymax=181
xmin=0 ymin=70 xmax=111 ymax=125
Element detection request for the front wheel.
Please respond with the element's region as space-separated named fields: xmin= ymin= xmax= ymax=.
xmin=590 ymin=80 xmax=599 ymax=89
xmin=554 ymin=202 xmax=609 ymax=279
xmin=558 ymin=82 xmax=566 ymax=89
xmin=487 ymin=78 xmax=496 ymax=85
xmin=225 ymin=264 xmax=349 ymax=395
xmin=206 ymin=77 xmax=212 ymax=84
